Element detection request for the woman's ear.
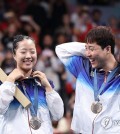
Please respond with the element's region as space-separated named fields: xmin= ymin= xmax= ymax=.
xmin=13 ymin=54 xmax=16 ymax=61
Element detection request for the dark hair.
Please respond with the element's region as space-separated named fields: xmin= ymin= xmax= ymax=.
xmin=92 ymin=9 xmax=102 ymax=15
xmin=13 ymin=35 xmax=35 ymax=54
xmin=85 ymin=26 xmax=115 ymax=54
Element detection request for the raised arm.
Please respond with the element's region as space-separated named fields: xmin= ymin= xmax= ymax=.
xmin=55 ymin=42 xmax=87 ymax=78
xmin=55 ymin=42 xmax=86 ymax=64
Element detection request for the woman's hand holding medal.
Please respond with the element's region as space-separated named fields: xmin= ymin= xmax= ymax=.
xmin=32 ymin=71 xmax=53 ymax=92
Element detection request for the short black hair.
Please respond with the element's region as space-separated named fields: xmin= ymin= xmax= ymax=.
xmin=13 ymin=35 xmax=35 ymax=54
xmin=85 ymin=26 xmax=115 ymax=54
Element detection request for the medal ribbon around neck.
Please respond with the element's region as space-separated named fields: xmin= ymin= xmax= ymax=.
xmin=22 ymin=81 xmax=39 ymax=117
xmin=22 ymin=81 xmax=42 ymax=129
xmin=93 ymin=64 xmax=120 ymax=102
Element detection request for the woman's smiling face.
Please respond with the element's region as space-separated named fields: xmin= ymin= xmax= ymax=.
xmin=14 ymin=39 xmax=37 ymax=72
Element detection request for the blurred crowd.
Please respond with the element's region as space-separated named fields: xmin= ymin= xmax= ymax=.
xmin=0 ymin=0 xmax=120 ymax=133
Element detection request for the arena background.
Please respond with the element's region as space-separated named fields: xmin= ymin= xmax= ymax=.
xmin=0 ymin=0 xmax=120 ymax=133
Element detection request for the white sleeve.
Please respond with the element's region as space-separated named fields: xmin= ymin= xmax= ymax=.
xmin=46 ymin=90 xmax=64 ymax=121
xmin=0 ymin=81 xmax=16 ymax=115
xmin=55 ymin=42 xmax=86 ymax=64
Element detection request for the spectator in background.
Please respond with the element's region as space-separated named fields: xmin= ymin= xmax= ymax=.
xmin=35 ymin=34 xmax=55 ymax=73
xmin=71 ymin=4 xmax=83 ymax=25
xmin=72 ymin=7 xmax=95 ymax=42
xmin=108 ymin=16 xmax=120 ymax=34
xmin=20 ymin=15 xmax=41 ymax=54
xmin=2 ymin=23 xmax=18 ymax=50
xmin=53 ymin=109 xmax=73 ymax=134
xmin=41 ymin=34 xmax=54 ymax=50
xmin=1 ymin=11 xmax=21 ymax=50
xmin=51 ymin=0 xmax=68 ymax=32
xmin=91 ymin=9 xmax=106 ymax=26
xmin=55 ymin=32 xmax=68 ymax=45
xmin=3 ymin=11 xmax=21 ymax=30
xmin=35 ymin=49 xmax=61 ymax=92
xmin=1 ymin=49 xmax=15 ymax=74
xmin=24 ymin=0 xmax=47 ymax=35
xmin=56 ymin=13 xmax=73 ymax=42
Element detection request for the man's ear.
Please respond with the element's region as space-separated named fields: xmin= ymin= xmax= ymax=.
xmin=105 ymin=45 xmax=111 ymax=53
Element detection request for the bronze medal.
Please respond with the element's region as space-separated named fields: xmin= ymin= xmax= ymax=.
xmin=91 ymin=102 xmax=102 ymax=114
xmin=29 ymin=117 xmax=41 ymax=130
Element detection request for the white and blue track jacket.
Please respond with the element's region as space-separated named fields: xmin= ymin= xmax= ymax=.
xmin=56 ymin=42 xmax=120 ymax=134
xmin=0 ymin=78 xmax=64 ymax=134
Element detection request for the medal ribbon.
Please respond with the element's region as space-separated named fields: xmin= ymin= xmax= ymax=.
xmin=94 ymin=64 xmax=120 ymax=101
xmin=22 ymin=80 xmax=38 ymax=117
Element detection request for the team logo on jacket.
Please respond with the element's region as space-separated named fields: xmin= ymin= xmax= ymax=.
xmin=101 ymin=116 xmax=120 ymax=129
xmin=101 ymin=117 xmax=113 ymax=129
